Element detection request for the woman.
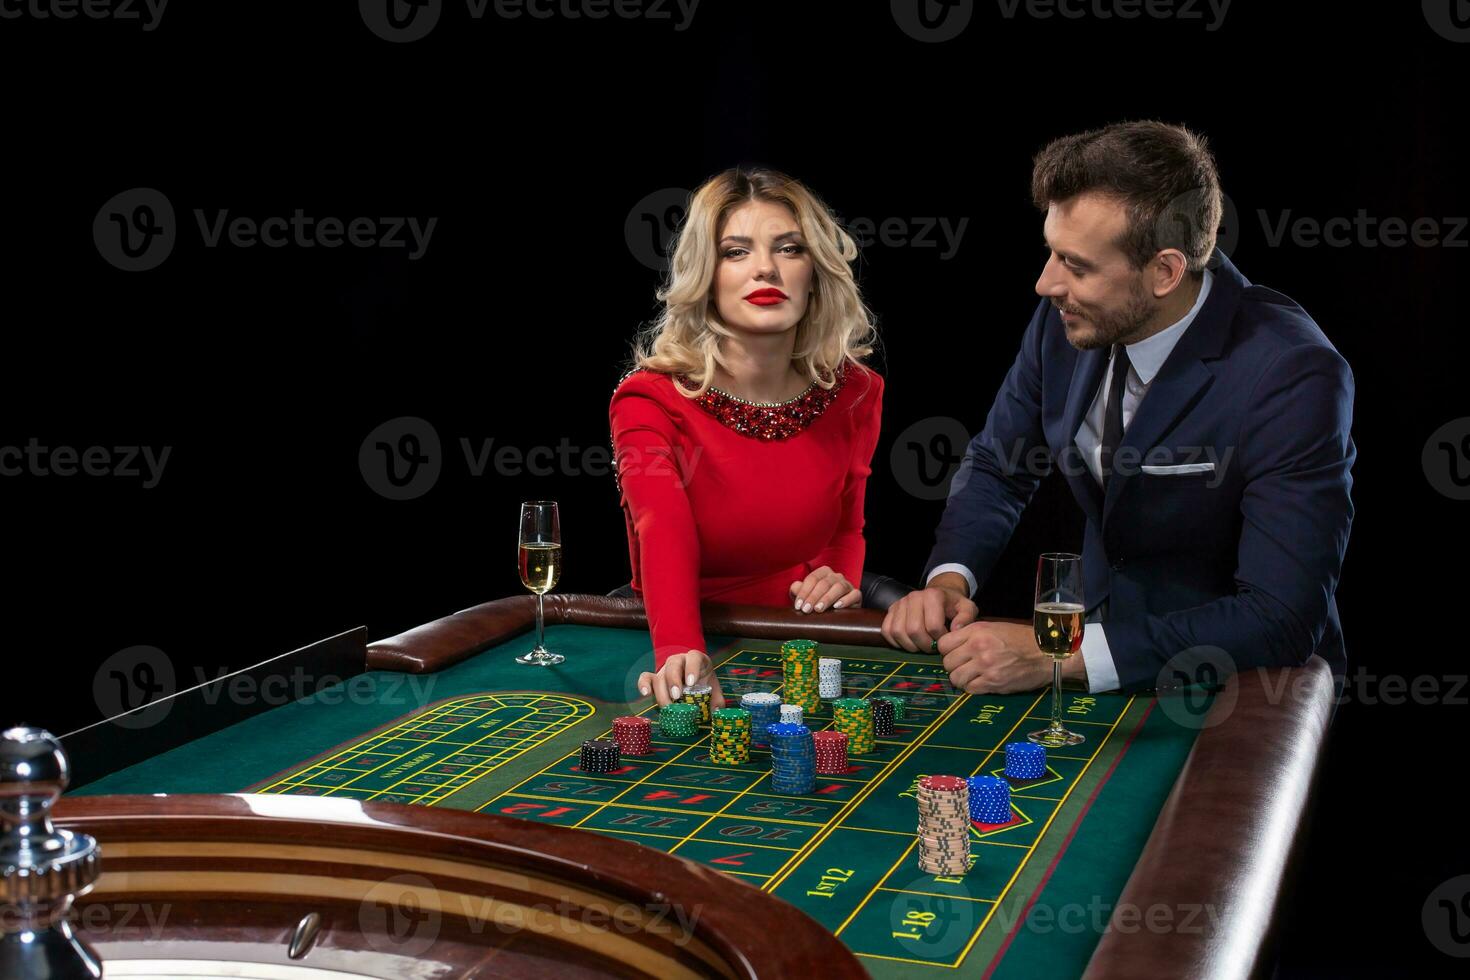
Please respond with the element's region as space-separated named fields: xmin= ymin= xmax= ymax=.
xmin=610 ymin=167 xmax=884 ymax=707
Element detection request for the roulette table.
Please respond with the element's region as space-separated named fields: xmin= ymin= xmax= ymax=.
xmin=49 ymin=594 xmax=1335 ymax=978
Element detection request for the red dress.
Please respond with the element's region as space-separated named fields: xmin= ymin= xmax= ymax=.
xmin=610 ymin=362 xmax=884 ymax=668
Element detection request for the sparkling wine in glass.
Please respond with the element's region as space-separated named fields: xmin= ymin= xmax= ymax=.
xmin=1028 ymin=553 xmax=1086 ymax=747
xmin=515 ymin=501 xmax=564 ymax=666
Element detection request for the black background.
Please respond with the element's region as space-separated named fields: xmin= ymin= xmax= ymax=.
xmin=3 ymin=1 xmax=1468 ymax=974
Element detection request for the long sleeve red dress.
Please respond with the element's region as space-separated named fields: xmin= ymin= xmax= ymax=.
xmin=610 ymin=361 xmax=884 ymax=669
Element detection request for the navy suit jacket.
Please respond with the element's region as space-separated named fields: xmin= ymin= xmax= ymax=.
xmin=923 ymin=253 xmax=1355 ymax=693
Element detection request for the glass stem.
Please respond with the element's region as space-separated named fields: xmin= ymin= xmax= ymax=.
xmin=1051 ymin=659 xmax=1064 ymax=732
xmin=535 ymin=592 xmax=546 ymax=651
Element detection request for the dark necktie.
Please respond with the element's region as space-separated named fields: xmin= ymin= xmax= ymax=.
xmin=1099 ymin=343 xmax=1132 ymax=487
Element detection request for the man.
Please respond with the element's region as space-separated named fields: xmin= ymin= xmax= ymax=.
xmin=882 ymin=120 xmax=1355 ymax=695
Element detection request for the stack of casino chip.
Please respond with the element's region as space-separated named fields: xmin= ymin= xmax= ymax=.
xmin=967 ymin=775 xmax=1012 ymax=824
xmin=813 ymin=730 xmax=848 ymax=774
xmin=872 ymin=694 xmax=905 ymax=723
xmin=870 ymin=697 xmax=896 ymax=738
xmin=681 ymin=683 xmax=713 ymax=723
xmin=740 ymin=692 xmax=781 ymax=748
xmin=709 ymin=707 xmax=752 ymax=765
xmin=779 ymin=703 xmax=803 ymax=726
xmin=660 ymin=702 xmax=699 ymax=738
xmin=831 ymin=698 xmax=876 ymax=755
xmin=916 ymin=775 xmax=972 ymax=876
xmin=1004 ymin=742 xmax=1047 ymax=780
xmin=579 ymin=739 xmax=620 ymax=774
xmin=780 ymin=640 xmax=822 ymax=712
xmin=766 ymin=722 xmax=816 ymax=794
xmin=611 ymin=715 xmax=652 ymax=756
xmin=818 ymin=658 xmax=843 ymax=699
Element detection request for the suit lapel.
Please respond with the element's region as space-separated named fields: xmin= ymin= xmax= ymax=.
xmin=1100 ymin=254 xmax=1245 ymax=525
xmin=1062 ymin=346 xmax=1107 ymax=526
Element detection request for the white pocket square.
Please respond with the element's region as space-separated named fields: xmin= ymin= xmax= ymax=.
xmin=1141 ymin=463 xmax=1215 ymax=475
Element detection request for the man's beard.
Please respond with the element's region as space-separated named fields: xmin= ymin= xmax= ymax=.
xmin=1062 ymin=280 xmax=1154 ymax=350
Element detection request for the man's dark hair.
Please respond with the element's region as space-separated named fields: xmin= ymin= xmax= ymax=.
xmin=1031 ymin=120 xmax=1222 ymax=276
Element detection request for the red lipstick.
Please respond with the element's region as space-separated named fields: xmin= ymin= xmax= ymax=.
xmin=744 ymin=287 xmax=788 ymax=307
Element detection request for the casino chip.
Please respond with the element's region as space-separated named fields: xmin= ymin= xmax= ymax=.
xmin=916 ymin=775 xmax=972 ymax=876
xmin=870 ymin=697 xmax=896 ymax=737
xmin=579 ymin=738 xmax=621 ymax=774
xmin=1004 ymin=742 xmax=1047 ymax=780
xmin=660 ymin=702 xmax=699 ymax=738
xmin=818 ymin=657 xmax=843 ymax=699
xmin=831 ymin=698 xmax=876 ymax=755
xmin=781 ymin=640 xmax=822 ymax=712
xmin=710 ymin=707 xmax=752 ymax=765
xmin=813 ymin=729 xmax=848 ymax=774
xmin=779 ymin=703 xmax=803 ymax=726
xmin=611 ymin=715 xmax=653 ymax=756
xmin=967 ymin=775 xmax=1011 ymax=824
xmin=766 ymin=722 xmax=815 ymax=795
xmin=681 ymin=683 xmax=713 ymax=724
xmin=740 ymin=692 xmax=781 ymax=748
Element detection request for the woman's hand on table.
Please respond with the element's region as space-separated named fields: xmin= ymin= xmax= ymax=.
xmin=638 ymin=651 xmax=728 ymax=707
xmin=790 ymin=566 xmax=862 ymax=614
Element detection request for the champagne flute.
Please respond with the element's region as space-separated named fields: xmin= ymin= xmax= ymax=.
xmin=1028 ymin=553 xmax=1086 ymax=747
xmin=515 ymin=501 xmax=564 ymax=666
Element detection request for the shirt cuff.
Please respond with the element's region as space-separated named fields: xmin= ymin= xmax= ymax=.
xmin=1079 ymin=623 xmax=1120 ymax=694
xmin=927 ymin=563 xmax=977 ymax=598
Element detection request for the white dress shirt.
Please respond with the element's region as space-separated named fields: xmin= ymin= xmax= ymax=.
xmin=929 ymin=269 xmax=1214 ymax=692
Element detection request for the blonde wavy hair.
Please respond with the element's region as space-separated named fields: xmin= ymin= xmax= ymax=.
xmin=632 ymin=168 xmax=877 ymax=396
